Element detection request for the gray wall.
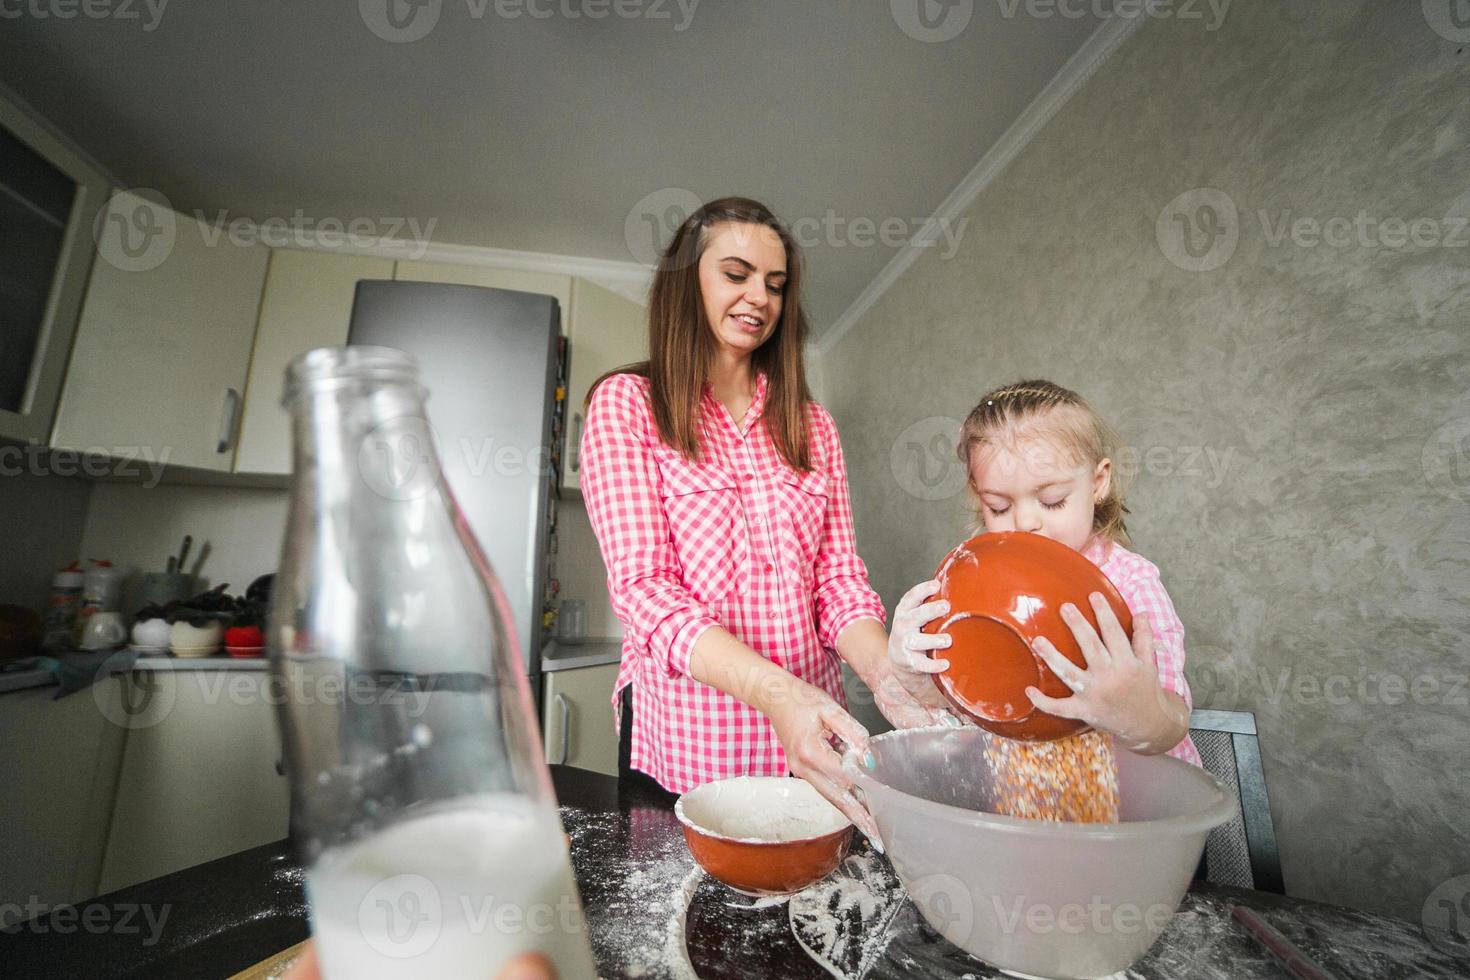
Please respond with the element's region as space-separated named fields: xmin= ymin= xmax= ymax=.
xmin=824 ymin=3 xmax=1468 ymax=921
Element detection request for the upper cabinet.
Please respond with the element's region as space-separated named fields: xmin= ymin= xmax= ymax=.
xmin=51 ymin=191 xmax=269 ymax=472
xmin=394 ymin=261 xmax=571 ymax=324
xmin=0 ymin=94 xmax=110 ymax=446
xmin=562 ymin=279 xmax=646 ymax=493
xmin=233 ymin=249 xmax=395 ymax=476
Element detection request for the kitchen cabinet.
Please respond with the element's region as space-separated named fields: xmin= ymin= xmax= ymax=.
xmin=51 ymin=191 xmax=269 ymax=472
xmin=542 ymin=662 xmax=618 ymax=777
xmin=0 ymin=678 xmax=128 ymax=914
xmin=97 ymin=670 xmax=288 ymax=894
xmin=393 ymin=260 xmax=572 ymax=321
xmin=562 ymin=279 xmax=647 ymax=493
xmin=233 ymin=249 xmax=395 ymax=476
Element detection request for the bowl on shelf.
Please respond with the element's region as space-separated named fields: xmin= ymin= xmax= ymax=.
xmin=676 ymin=776 xmax=853 ymax=896
xmin=224 ymin=625 xmax=264 ymax=658
xmin=170 ymin=619 xmax=223 ymax=658
xmin=921 ymin=531 xmax=1132 ymax=741
xmin=844 ymin=727 xmax=1234 ymax=979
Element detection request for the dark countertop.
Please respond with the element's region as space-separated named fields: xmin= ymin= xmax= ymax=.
xmin=2 ymin=766 xmax=1463 ymax=979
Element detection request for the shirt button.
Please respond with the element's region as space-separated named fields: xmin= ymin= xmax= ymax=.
xmin=751 ymin=516 xmax=763 ymax=526
xmin=769 ymin=611 xmax=779 ymax=620
xmin=764 ymin=563 xmax=773 ymax=572
xmin=741 ymin=472 xmax=753 ymax=480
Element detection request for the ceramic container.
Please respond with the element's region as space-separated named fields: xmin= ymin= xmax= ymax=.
xmin=922 ymin=531 xmax=1133 ymax=741
xmin=170 ymin=619 xmax=223 ymax=658
xmin=131 ymin=617 xmax=172 ymax=652
xmin=676 ymin=776 xmax=853 ymax=896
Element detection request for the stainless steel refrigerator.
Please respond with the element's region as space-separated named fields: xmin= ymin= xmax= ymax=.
xmin=347 ymin=280 xmax=564 ymax=709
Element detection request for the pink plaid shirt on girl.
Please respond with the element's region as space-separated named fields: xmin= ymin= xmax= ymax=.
xmin=1082 ymin=537 xmax=1202 ymax=766
xmin=580 ymin=371 xmax=886 ymax=793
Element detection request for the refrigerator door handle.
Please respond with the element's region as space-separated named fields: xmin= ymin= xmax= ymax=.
xmin=554 ymin=693 xmax=571 ymax=765
xmin=216 ymin=386 xmax=241 ymax=454
xmin=570 ymin=412 xmax=584 ymax=474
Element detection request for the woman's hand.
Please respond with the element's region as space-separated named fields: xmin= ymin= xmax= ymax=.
xmin=281 ymin=939 xmax=555 ymax=980
xmin=885 ymin=580 xmax=955 ymax=703
xmin=760 ymin=677 xmax=883 ymax=849
xmin=1025 ymin=594 xmax=1189 ymax=754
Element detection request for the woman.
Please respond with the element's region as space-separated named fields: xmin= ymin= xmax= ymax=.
xmin=580 ymin=197 xmax=951 ymax=841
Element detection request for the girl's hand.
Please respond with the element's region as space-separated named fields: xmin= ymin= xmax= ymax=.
xmin=762 ymin=680 xmax=884 ymax=849
xmin=886 ymin=580 xmax=955 ymax=703
xmin=1025 ymin=595 xmax=1189 ymax=754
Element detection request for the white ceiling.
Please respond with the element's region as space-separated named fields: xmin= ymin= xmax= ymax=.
xmin=0 ymin=2 xmax=1103 ymax=334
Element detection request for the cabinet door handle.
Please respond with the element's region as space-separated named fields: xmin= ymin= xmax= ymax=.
xmin=555 ymin=693 xmax=570 ymax=765
xmin=216 ymin=387 xmax=241 ymax=454
xmin=570 ymin=412 xmax=584 ymax=474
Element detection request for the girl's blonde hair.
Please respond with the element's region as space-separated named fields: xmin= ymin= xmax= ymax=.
xmin=957 ymin=379 xmax=1131 ymax=545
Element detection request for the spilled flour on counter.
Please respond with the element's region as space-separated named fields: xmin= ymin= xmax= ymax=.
xmin=560 ymin=805 xmax=700 ymax=980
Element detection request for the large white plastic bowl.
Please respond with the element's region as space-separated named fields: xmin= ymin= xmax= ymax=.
xmin=843 ymin=728 xmax=1234 ymax=979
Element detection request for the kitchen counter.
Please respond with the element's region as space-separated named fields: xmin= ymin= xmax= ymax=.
xmin=0 ymin=650 xmax=267 ymax=696
xmin=2 ymin=767 xmax=1462 ymax=978
xmin=541 ymin=637 xmax=622 ymax=672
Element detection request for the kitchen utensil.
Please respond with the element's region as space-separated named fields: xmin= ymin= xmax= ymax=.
xmin=142 ymin=571 xmax=193 ymax=608
xmin=79 ymin=611 xmax=127 ymax=651
xmin=921 ymin=531 xmax=1133 ymax=741
xmin=844 ymin=727 xmax=1233 ymax=979
xmin=176 ymin=535 xmax=193 ymax=575
xmin=1231 ymin=905 xmax=1341 ymax=980
xmin=675 ymin=776 xmax=854 ymax=896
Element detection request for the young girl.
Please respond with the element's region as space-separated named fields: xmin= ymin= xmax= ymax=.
xmin=889 ymin=379 xmax=1200 ymax=765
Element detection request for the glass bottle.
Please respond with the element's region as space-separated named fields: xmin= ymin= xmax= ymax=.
xmin=268 ymin=346 xmax=596 ymax=979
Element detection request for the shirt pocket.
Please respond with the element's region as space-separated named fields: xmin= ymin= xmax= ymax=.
xmin=656 ymin=453 xmax=742 ymax=606
xmin=776 ymin=467 xmax=830 ymax=574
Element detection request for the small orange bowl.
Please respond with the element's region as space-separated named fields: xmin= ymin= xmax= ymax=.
xmin=675 ymin=776 xmax=853 ymax=896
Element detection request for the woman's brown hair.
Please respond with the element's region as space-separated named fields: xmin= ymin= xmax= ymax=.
xmin=589 ymin=197 xmax=813 ymax=471
xmin=957 ymin=380 xmax=1131 ymax=545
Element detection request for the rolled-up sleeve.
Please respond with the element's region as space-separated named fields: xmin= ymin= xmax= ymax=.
xmin=579 ymin=375 xmax=720 ymax=678
xmin=1121 ymin=558 xmax=1192 ymax=710
xmin=809 ymin=404 xmax=886 ymax=651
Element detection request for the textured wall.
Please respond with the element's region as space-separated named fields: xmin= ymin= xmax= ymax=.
xmin=823 ymin=3 xmax=1469 ymax=921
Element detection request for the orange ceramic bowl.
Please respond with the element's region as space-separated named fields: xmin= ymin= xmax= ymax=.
xmin=675 ymin=776 xmax=853 ymax=896
xmin=921 ymin=531 xmax=1133 ymax=741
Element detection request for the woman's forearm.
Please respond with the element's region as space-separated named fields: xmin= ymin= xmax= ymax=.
xmin=687 ymin=626 xmax=812 ymax=716
xmin=832 ymin=617 xmax=888 ymax=690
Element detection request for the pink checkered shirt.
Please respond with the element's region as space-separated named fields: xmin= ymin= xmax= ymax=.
xmin=1082 ymin=538 xmax=1202 ymax=766
xmin=580 ymin=371 xmax=886 ymax=793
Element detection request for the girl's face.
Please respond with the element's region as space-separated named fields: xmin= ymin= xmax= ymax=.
xmin=969 ymin=434 xmax=1111 ymax=552
xmin=697 ymin=221 xmax=786 ymax=361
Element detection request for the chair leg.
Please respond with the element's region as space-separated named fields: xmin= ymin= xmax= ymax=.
xmin=1233 ymin=733 xmax=1285 ymax=894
